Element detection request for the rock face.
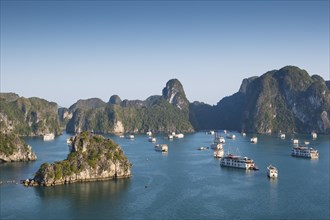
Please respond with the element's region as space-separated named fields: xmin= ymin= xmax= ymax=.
xmin=0 ymin=93 xmax=61 ymax=136
xmin=0 ymin=132 xmax=37 ymax=162
xmin=27 ymin=132 xmax=131 ymax=186
xmin=162 ymin=79 xmax=189 ymax=110
xmin=190 ymin=66 xmax=330 ymax=134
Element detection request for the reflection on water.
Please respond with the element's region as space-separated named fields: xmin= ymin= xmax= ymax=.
xmin=34 ymin=179 xmax=131 ymax=201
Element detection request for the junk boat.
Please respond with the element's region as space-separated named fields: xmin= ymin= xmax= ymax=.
xmin=214 ymin=148 xmax=224 ymax=158
xmin=197 ymin=146 xmax=209 ymax=150
xmin=250 ymin=137 xmax=258 ymax=143
xmin=155 ymin=144 xmax=168 ymax=152
xmin=267 ymin=165 xmax=278 ymax=178
xmin=220 ymin=154 xmax=258 ymax=170
xmin=211 ymin=143 xmax=224 ymax=158
xmin=292 ymin=139 xmax=299 ymax=145
xmin=226 ymin=134 xmax=236 ymax=139
xmin=291 ymin=146 xmax=319 ymax=159
xmin=148 ymin=137 xmax=157 ymax=142
xmin=126 ymin=134 xmax=134 ymax=139
xmin=214 ymin=132 xmax=225 ymax=144
xmin=311 ymin=132 xmax=317 ymax=139
xmin=43 ymin=133 xmax=55 ymax=141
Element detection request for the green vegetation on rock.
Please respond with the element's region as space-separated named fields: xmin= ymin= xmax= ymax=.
xmin=0 ymin=94 xmax=61 ymax=136
xmin=31 ymin=131 xmax=131 ymax=186
xmin=0 ymin=132 xmax=37 ymax=162
xmin=190 ymin=66 xmax=330 ymax=134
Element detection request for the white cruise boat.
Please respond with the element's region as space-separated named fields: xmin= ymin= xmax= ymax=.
xmin=311 ymin=132 xmax=317 ymax=139
xmin=278 ymin=133 xmax=285 ymax=139
xmin=214 ymin=133 xmax=225 ymax=144
xmin=155 ymin=144 xmax=168 ymax=152
xmin=146 ymin=131 xmax=152 ymax=136
xmin=214 ymin=148 xmax=224 ymax=158
xmin=250 ymin=137 xmax=258 ymax=143
xmin=208 ymin=130 xmax=215 ymax=135
xmin=267 ymin=165 xmax=278 ymax=178
xmin=175 ymin=133 xmax=184 ymax=138
xmin=43 ymin=133 xmax=55 ymax=141
xmin=220 ymin=154 xmax=258 ymax=170
xmin=291 ymin=146 xmax=319 ymax=159
xmin=292 ymin=139 xmax=299 ymax=145
xmin=126 ymin=134 xmax=134 ymax=139
xmin=148 ymin=137 xmax=156 ymax=142
xmin=211 ymin=143 xmax=224 ymax=158
xmin=241 ymin=132 xmax=246 ymax=137
xmin=226 ymin=134 xmax=236 ymax=139
xmin=167 ymin=134 xmax=173 ymax=140
xmin=210 ymin=143 xmax=223 ymax=150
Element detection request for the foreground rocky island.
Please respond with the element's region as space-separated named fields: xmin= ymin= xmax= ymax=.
xmin=0 ymin=132 xmax=37 ymax=162
xmin=24 ymin=132 xmax=131 ymax=186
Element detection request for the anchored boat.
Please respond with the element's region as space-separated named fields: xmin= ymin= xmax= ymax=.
xmin=267 ymin=165 xmax=278 ymax=178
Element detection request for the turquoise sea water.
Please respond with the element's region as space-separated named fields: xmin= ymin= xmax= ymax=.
xmin=1 ymin=132 xmax=329 ymax=219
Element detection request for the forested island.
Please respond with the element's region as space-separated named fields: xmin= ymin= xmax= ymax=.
xmin=1 ymin=65 xmax=329 ymax=163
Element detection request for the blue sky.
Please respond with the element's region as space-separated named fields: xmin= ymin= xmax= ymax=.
xmin=1 ymin=0 xmax=329 ymax=108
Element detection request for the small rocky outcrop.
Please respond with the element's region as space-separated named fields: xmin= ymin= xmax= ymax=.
xmin=0 ymin=132 xmax=37 ymax=162
xmin=24 ymin=131 xmax=131 ymax=186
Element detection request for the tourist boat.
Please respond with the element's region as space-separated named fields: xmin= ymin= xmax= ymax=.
xmin=214 ymin=148 xmax=224 ymax=158
xmin=267 ymin=165 xmax=278 ymax=178
xmin=119 ymin=135 xmax=125 ymax=138
xmin=241 ymin=132 xmax=246 ymax=137
xmin=146 ymin=131 xmax=152 ymax=136
xmin=43 ymin=133 xmax=55 ymax=141
xmin=155 ymin=144 xmax=168 ymax=152
xmin=214 ymin=133 xmax=225 ymax=144
xmin=208 ymin=130 xmax=215 ymax=135
xmin=291 ymin=146 xmax=319 ymax=159
xmin=278 ymin=133 xmax=285 ymax=139
xmin=311 ymin=132 xmax=317 ymax=139
xmin=304 ymin=141 xmax=310 ymax=145
xmin=197 ymin=146 xmax=209 ymax=150
xmin=226 ymin=134 xmax=236 ymax=139
xmin=126 ymin=134 xmax=134 ymax=139
xmin=292 ymin=139 xmax=299 ymax=145
xmin=175 ymin=133 xmax=184 ymax=138
xmin=220 ymin=154 xmax=258 ymax=170
xmin=148 ymin=137 xmax=156 ymax=142
xmin=211 ymin=143 xmax=223 ymax=150
xmin=250 ymin=137 xmax=258 ymax=143
xmin=167 ymin=134 xmax=173 ymax=140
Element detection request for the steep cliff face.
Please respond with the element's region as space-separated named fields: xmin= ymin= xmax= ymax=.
xmin=242 ymin=66 xmax=330 ymax=134
xmin=190 ymin=66 xmax=330 ymax=134
xmin=0 ymin=132 xmax=37 ymax=162
xmin=0 ymin=94 xmax=61 ymax=136
xmin=25 ymin=132 xmax=131 ymax=186
xmin=66 ymin=79 xmax=194 ymax=134
xmin=162 ymin=79 xmax=190 ymax=110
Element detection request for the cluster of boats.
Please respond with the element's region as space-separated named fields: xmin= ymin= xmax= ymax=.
xmin=204 ymin=130 xmax=320 ymax=179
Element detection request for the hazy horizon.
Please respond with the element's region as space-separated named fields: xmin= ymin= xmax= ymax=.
xmin=1 ymin=1 xmax=329 ymax=108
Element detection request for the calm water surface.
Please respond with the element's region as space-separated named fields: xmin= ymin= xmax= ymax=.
xmin=1 ymin=132 xmax=329 ymax=219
